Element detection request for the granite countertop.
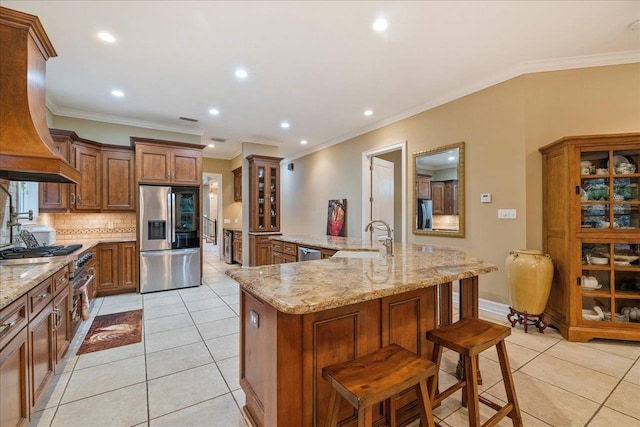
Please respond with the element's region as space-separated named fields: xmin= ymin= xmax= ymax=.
xmin=226 ymin=242 xmax=498 ymax=315
xmin=54 ymin=236 xmax=136 ymax=252
xmin=0 ymin=259 xmax=71 ymax=310
xmin=270 ymin=235 xmax=381 ymax=251
xmin=0 ymin=236 xmax=136 ymax=311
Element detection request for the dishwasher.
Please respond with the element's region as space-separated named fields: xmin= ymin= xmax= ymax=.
xmin=298 ymin=246 xmax=321 ymax=261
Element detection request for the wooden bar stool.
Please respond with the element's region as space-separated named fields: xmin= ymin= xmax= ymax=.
xmin=426 ymin=317 xmax=523 ymax=427
xmin=322 ymin=344 xmax=438 ymax=427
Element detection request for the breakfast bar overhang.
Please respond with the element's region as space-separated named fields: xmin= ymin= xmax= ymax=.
xmin=226 ymin=243 xmax=497 ymax=427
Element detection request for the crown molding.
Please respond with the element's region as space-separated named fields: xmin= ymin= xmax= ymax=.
xmin=281 ymin=50 xmax=640 ymax=164
xmin=44 ymin=100 xmax=204 ymax=136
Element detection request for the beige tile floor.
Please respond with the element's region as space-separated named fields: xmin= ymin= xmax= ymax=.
xmin=28 ymin=243 xmax=640 ymax=427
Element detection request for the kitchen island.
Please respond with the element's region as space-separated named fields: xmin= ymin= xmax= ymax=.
xmin=226 ymin=241 xmax=497 ymax=427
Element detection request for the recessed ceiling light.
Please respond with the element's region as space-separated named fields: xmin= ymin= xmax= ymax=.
xmin=372 ymin=18 xmax=388 ymax=32
xmin=111 ymin=90 xmax=124 ymax=97
xmin=208 ymin=144 xmax=215 ymax=148
xmin=300 ymin=140 xmax=307 ymax=145
xmin=98 ymin=32 xmax=116 ymax=43
xmin=364 ymin=109 xmax=373 ymax=116
xmin=281 ymin=122 xmax=290 ymax=129
xmin=209 ymin=108 xmax=220 ymax=116
xmin=235 ymin=68 xmax=248 ymax=79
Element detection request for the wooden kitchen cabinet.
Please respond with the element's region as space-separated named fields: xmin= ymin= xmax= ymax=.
xmin=72 ymin=144 xmax=102 ymax=211
xmin=416 ymin=175 xmax=431 ymax=199
xmin=431 ymin=180 xmax=457 ymax=215
xmin=52 ymin=285 xmax=71 ymax=366
xmin=0 ymin=295 xmax=29 ymax=427
xmin=0 ymin=327 xmax=29 ymax=427
xmin=444 ymin=180 xmax=458 ymax=215
xmin=233 ymin=166 xmax=242 ymax=202
xmin=27 ymin=284 xmax=54 ymax=413
xmin=39 ymin=133 xmax=73 ymax=212
xmin=247 ymin=155 xmax=283 ymax=232
xmin=249 ymin=233 xmax=282 ymax=266
xmin=40 ymin=130 xmax=136 ymax=213
xmin=133 ymin=139 xmax=203 ymax=185
xmin=102 ymin=149 xmax=135 ymax=211
xmin=431 ymin=181 xmax=444 ymax=214
xmin=96 ymin=242 xmax=137 ymax=296
xmin=271 ymin=240 xmax=297 ymax=264
xmin=540 ymin=133 xmax=640 ymax=342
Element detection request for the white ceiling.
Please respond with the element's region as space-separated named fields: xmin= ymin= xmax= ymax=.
xmin=4 ymin=1 xmax=639 ymax=160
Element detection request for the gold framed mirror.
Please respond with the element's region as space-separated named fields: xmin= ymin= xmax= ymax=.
xmin=413 ymin=142 xmax=465 ymax=238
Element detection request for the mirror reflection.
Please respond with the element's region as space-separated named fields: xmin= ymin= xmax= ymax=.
xmin=413 ymin=142 xmax=465 ymax=238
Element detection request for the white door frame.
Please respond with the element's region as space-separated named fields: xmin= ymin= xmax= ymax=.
xmin=361 ymin=141 xmax=407 ymax=242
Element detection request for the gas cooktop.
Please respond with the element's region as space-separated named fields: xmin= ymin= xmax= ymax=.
xmin=0 ymin=244 xmax=83 ymax=260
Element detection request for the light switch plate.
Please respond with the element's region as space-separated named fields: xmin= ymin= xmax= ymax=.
xmin=480 ymin=193 xmax=492 ymax=203
xmin=224 ymin=219 xmax=231 ymax=224
xmin=250 ymin=310 xmax=259 ymax=328
xmin=498 ymin=209 xmax=517 ymax=219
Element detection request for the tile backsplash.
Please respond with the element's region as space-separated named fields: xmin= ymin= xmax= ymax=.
xmin=39 ymin=212 xmax=136 ymax=241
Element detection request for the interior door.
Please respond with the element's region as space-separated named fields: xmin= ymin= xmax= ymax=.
xmin=370 ymin=157 xmax=394 ymax=242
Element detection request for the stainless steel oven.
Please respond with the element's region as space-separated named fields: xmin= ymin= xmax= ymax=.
xmin=69 ymin=250 xmax=95 ymax=329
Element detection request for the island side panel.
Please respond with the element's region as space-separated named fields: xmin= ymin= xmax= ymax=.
xmin=381 ymin=287 xmax=438 ymax=425
xmin=302 ymin=300 xmax=382 ymax=427
xmin=240 ymin=290 xmax=304 ymax=427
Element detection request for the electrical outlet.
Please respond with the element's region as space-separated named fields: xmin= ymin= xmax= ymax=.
xmin=224 ymin=218 xmax=231 ymax=224
xmin=234 ymin=218 xmax=238 ymax=223
xmin=498 ymin=209 xmax=517 ymax=219
xmin=107 ymin=221 xmax=114 ymax=229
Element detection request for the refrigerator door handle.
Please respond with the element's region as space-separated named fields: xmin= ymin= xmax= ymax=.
xmin=167 ymin=192 xmax=173 ymax=245
xmin=171 ymin=193 xmax=176 ymax=243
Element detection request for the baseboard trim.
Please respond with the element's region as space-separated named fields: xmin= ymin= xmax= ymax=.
xmin=452 ymin=292 xmax=510 ymax=317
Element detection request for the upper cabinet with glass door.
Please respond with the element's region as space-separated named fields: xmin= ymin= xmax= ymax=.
xmin=247 ymin=155 xmax=283 ymax=233
xmin=580 ymin=147 xmax=639 ymax=232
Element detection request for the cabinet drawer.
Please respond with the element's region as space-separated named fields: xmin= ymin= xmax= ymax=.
xmin=0 ymin=295 xmax=28 ymax=349
xmin=283 ymin=243 xmax=297 ymax=256
xmin=255 ymin=235 xmax=271 ymax=245
xmin=52 ymin=266 xmax=70 ymax=295
xmin=27 ymin=278 xmax=53 ymax=320
xmin=272 ymin=241 xmax=283 ymax=252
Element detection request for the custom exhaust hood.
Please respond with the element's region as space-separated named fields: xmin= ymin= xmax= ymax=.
xmin=0 ymin=7 xmax=80 ymax=184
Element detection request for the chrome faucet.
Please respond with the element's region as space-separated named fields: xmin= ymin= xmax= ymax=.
xmin=364 ymin=219 xmax=393 ymax=256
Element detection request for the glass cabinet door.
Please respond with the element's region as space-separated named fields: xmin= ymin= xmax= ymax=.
xmin=581 ymin=242 xmax=640 ymax=325
xmin=257 ymin=166 xmax=266 ymax=230
xmin=580 ymin=151 xmax=610 ymax=229
xmin=580 ymin=148 xmax=639 ymax=231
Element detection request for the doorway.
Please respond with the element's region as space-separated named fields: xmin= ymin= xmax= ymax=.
xmin=362 ymin=141 xmax=407 ymax=243
xmin=202 ymin=173 xmax=223 ymax=260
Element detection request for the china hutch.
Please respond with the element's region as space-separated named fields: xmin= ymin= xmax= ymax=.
xmin=540 ymin=133 xmax=640 ymax=342
xmin=247 ymin=155 xmax=283 ymax=266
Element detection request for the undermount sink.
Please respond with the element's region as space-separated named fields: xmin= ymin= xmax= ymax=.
xmin=332 ymin=250 xmax=381 ymax=259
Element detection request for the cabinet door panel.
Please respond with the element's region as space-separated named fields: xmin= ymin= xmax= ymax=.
xmin=74 ymin=145 xmax=102 ymax=210
xmin=0 ymin=328 xmax=29 ymax=427
xmin=172 ymin=149 xmax=201 ymax=184
xmin=29 ymin=304 xmax=54 ymax=411
xmin=103 ymin=151 xmax=135 ymax=210
xmin=53 ymin=286 xmax=71 ymax=366
xmin=136 ymin=146 xmax=170 ymax=183
xmin=39 ymin=182 xmax=69 ymax=212
xmin=431 ymin=182 xmax=444 ymax=214
xmin=119 ymin=242 xmax=137 ymax=290
xmin=97 ymin=244 xmax=119 ymax=292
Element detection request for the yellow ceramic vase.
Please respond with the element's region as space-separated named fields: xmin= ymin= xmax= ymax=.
xmin=505 ymin=250 xmax=554 ymax=314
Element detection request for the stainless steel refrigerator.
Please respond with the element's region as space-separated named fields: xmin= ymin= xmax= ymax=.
xmin=139 ymin=185 xmax=201 ymax=293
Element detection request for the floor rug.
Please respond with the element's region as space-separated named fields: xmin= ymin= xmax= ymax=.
xmin=77 ymin=309 xmax=143 ymax=355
